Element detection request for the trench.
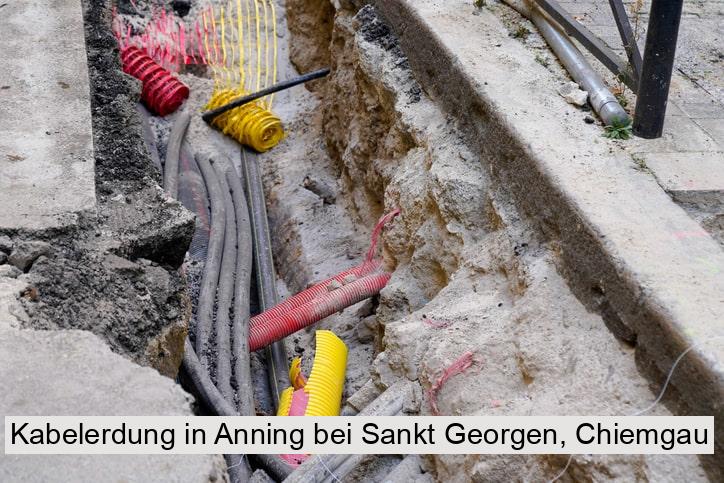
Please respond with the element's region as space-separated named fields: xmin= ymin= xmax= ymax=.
xmin=73 ymin=0 xmax=716 ymax=482
xmin=256 ymin=2 xmax=714 ymax=482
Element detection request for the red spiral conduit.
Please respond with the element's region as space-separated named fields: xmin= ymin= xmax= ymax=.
xmin=121 ymin=46 xmax=189 ymax=116
xmin=249 ymin=272 xmax=392 ymax=352
xmin=248 ymin=209 xmax=400 ymax=329
xmin=247 ymin=208 xmax=400 ymax=351
xmin=248 ymin=259 xmax=380 ymax=328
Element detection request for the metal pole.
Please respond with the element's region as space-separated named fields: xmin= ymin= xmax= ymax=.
xmin=632 ymin=0 xmax=683 ymax=139
xmin=608 ymin=0 xmax=643 ymax=85
xmin=534 ymin=0 xmax=636 ymax=89
xmin=520 ymin=1 xmax=629 ymax=126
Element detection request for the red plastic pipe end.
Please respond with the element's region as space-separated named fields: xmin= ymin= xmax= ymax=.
xmin=120 ymin=46 xmax=189 ymax=116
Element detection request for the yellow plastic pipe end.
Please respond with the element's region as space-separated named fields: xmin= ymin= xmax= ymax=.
xmin=205 ymin=88 xmax=284 ymax=152
xmin=276 ymin=330 xmax=348 ymax=417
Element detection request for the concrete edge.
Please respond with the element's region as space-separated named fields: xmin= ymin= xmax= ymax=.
xmin=366 ymin=0 xmax=724 ymax=448
xmin=0 ymin=0 xmax=97 ymax=236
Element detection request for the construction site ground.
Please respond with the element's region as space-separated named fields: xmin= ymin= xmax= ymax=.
xmin=0 ymin=0 xmax=722 ymax=482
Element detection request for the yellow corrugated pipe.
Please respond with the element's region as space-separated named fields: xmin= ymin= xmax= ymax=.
xmin=303 ymin=330 xmax=348 ymax=416
xmin=205 ymin=88 xmax=284 ymax=152
xmin=276 ymin=330 xmax=348 ymax=417
xmin=276 ymin=387 xmax=294 ymax=417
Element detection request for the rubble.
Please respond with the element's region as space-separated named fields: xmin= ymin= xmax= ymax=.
xmin=8 ymin=241 xmax=51 ymax=271
xmin=557 ymin=81 xmax=589 ymax=107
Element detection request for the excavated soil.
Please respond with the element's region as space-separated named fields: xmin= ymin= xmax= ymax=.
xmin=263 ymin=2 xmax=713 ymax=481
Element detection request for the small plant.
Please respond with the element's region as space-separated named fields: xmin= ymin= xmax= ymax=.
xmin=615 ymin=92 xmax=628 ymax=108
xmin=535 ymin=53 xmax=550 ymax=67
xmin=474 ymin=0 xmax=486 ymax=8
xmin=630 ymin=0 xmax=645 ymax=42
xmin=603 ymin=119 xmax=633 ymax=140
xmin=631 ymin=154 xmax=650 ymax=173
xmin=512 ymin=25 xmax=530 ymax=39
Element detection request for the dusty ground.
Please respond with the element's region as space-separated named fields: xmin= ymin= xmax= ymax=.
xmin=28 ymin=0 xmax=715 ymax=481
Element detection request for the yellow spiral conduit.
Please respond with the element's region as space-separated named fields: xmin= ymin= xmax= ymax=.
xmin=277 ymin=330 xmax=348 ymax=417
xmin=276 ymin=387 xmax=294 ymax=417
xmin=204 ymin=1 xmax=283 ymax=152
xmin=205 ymin=88 xmax=283 ymax=152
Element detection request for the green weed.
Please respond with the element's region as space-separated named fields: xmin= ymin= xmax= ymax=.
xmin=603 ymin=119 xmax=633 ymax=140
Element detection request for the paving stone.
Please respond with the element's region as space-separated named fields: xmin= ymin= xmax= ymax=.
xmin=694 ymin=118 xmax=724 ymax=149
xmin=641 ymin=152 xmax=724 ymax=207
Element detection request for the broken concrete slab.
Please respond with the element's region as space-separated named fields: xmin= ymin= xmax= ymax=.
xmin=22 ymin=251 xmax=190 ymax=378
xmin=0 ymin=0 xmax=96 ymax=234
xmin=0 ymin=322 xmax=225 ymax=482
xmin=2 ymin=276 xmax=222 ymax=481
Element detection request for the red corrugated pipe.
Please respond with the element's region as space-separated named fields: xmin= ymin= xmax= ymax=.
xmin=249 ymin=209 xmax=400 ymax=328
xmin=248 ymin=208 xmax=400 ymax=351
xmin=121 ymin=46 xmax=189 ymax=116
xmin=248 ymin=259 xmax=379 ymax=327
xmin=249 ymin=272 xmax=392 ymax=351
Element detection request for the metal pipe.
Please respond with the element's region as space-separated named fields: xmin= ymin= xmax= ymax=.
xmin=506 ymin=0 xmax=629 ymax=126
xmin=633 ymin=0 xmax=683 ymax=138
xmin=533 ymin=0 xmax=636 ymax=90
xmin=529 ymin=1 xmax=629 ymax=126
xmin=241 ymin=148 xmax=289 ymax=408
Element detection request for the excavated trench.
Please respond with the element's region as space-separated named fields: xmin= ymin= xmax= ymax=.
xmin=21 ymin=1 xmax=713 ymax=482
xmin=259 ymin=2 xmax=715 ymax=482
